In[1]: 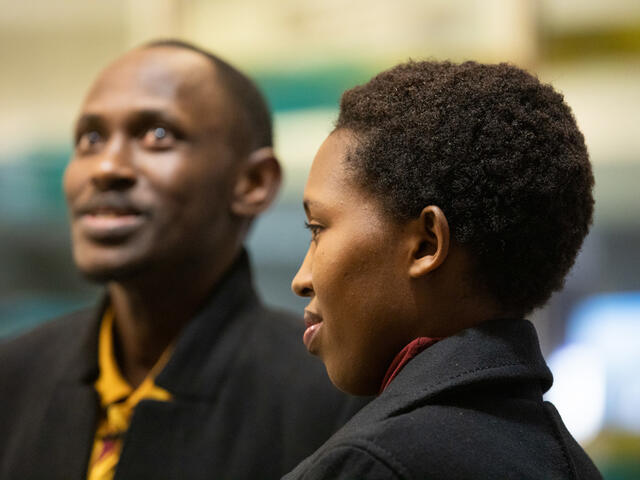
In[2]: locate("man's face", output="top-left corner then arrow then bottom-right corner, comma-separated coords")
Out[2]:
64,47 -> 240,281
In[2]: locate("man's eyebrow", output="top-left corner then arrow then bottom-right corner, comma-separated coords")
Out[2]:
129,109 -> 183,127
127,109 -> 190,138
74,110 -> 188,138
74,114 -> 104,141
75,113 -> 101,128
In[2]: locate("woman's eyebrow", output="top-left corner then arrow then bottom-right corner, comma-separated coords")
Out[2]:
303,199 -> 323,215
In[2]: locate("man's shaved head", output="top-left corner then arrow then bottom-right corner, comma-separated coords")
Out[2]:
145,39 -> 273,157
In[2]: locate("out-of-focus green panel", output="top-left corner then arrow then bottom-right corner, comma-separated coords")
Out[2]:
0,148 -> 70,222
254,64 -> 374,112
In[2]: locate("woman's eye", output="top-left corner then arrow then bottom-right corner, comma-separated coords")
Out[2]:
141,126 -> 175,148
304,221 -> 323,241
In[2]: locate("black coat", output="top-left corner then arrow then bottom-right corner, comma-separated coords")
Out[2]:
283,318 -> 602,480
0,255 -> 365,479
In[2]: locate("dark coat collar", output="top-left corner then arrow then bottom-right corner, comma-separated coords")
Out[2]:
154,250 -> 259,398
57,301 -> 103,385
357,318 -> 552,422
59,250 -> 258,401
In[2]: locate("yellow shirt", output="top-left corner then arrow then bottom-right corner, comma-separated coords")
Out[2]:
87,309 -> 172,480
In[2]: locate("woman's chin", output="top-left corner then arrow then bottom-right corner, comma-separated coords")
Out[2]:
325,363 -> 381,397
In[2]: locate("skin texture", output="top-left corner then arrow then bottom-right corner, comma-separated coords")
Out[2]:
64,46 -> 280,386
292,130 -> 501,396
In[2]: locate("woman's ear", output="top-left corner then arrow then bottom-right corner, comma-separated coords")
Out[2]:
408,205 -> 450,278
231,147 -> 282,217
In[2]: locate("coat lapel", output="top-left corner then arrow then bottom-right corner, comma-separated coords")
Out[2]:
154,251 -> 258,399
10,306 -> 102,479
36,383 -> 98,479
113,252 -> 261,479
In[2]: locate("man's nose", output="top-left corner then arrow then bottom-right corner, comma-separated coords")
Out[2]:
291,249 -> 314,297
91,135 -> 136,191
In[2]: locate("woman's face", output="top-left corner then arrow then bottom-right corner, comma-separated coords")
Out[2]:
292,130 -> 419,396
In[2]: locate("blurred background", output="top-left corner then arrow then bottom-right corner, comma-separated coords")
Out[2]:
1,0 -> 638,476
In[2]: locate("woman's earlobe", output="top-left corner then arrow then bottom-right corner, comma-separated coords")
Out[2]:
408,205 -> 450,278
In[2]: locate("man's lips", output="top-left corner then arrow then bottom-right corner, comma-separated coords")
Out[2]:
303,310 -> 323,352
73,199 -> 148,242
75,196 -> 145,217
77,206 -> 142,216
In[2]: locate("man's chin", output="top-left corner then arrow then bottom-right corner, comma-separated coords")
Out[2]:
76,261 -> 148,284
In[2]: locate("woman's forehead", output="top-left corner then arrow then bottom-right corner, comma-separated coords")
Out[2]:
305,133 -> 355,204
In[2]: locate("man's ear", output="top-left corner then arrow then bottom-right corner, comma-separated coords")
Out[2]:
231,147 -> 282,217
408,205 -> 450,278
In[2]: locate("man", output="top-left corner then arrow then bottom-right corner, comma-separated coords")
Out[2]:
0,41 -> 362,479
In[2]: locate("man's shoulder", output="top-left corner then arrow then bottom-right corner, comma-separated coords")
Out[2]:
240,303 -> 336,381
0,307 -> 96,375
250,303 -> 303,342
231,300 -> 369,408
2,307 -> 94,348
234,302 -> 319,377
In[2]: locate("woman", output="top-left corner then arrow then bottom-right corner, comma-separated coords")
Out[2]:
285,61 -> 602,479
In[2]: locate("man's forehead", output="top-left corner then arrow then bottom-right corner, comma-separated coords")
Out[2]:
83,47 -> 223,110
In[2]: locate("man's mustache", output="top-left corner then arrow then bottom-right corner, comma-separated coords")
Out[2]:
73,193 -> 148,216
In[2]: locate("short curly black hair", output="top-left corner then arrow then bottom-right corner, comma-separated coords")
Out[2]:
336,60 -> 594,315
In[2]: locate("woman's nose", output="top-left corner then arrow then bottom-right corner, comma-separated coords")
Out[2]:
291,249 -> 314,297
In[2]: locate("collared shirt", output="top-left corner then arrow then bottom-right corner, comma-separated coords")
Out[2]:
87,308 -> 173,480
378,336 -> 441,394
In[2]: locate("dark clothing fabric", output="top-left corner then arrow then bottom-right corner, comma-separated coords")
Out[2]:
0,254 -> 365,479
284,318 -> 602,480
379,336 -> 440,394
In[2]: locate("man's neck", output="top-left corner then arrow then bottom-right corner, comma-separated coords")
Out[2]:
106,251 -> 240,387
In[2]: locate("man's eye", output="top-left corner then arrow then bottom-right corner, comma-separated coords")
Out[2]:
76,130 -> 103,151
141,126 -> 175,148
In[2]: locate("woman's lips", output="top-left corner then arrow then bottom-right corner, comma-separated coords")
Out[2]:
303,310 -> 323,352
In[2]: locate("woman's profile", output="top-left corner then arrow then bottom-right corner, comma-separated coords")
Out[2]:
285,61 -> 602,479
